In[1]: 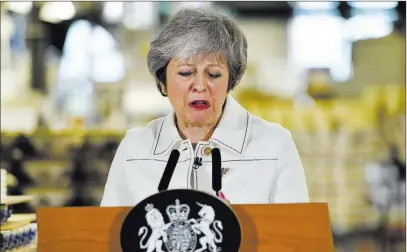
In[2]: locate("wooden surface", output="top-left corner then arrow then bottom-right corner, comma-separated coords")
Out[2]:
37,203 -> 334,252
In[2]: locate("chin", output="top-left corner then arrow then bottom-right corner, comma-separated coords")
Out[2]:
187,113 -> 214,126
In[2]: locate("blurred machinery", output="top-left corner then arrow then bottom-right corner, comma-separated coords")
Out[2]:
0,2 -> 405,252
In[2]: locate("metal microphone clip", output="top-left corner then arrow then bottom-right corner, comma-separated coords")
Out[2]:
193,157 -> 202,169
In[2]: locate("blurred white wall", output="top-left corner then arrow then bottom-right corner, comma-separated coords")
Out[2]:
237,19 -> 302,98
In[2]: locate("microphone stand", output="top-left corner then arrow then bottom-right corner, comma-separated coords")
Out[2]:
211,148 -> 222,197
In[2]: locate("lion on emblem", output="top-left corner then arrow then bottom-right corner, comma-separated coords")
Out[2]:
138,204 -> 171,252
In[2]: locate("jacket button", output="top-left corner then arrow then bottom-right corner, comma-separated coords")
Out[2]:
202,146 -> 212,156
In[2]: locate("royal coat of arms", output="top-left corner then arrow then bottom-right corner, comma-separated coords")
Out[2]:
138,199 -> 224,252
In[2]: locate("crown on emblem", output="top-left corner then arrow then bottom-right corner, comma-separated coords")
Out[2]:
145,203 -> 154,212
166,199 -> 190,222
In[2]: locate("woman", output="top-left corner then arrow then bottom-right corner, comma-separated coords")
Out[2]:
101,7 -> 309,206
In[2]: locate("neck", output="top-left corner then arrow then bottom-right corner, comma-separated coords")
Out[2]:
176,119 -> 218,144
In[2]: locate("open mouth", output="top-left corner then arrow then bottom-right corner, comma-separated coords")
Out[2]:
188,100 -> 211,110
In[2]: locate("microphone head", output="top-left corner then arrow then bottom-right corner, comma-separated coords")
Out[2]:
211,148 -> 222,192
158,149 -> 180,192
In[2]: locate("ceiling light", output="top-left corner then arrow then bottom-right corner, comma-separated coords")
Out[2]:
39,2 -> 76,24
6,2 -> 33,15
294,2 -> 339,10
348,2 -> 398,10
123,2 -> 156,30
102,2 -> 123,24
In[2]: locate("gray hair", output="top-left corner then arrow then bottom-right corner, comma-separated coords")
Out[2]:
147,7 -> 248,96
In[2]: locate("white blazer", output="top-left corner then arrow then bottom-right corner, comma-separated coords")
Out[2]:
101,95 -> 309,206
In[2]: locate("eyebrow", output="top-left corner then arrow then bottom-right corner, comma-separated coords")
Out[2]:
176,63 -> 194,67
208,63 -> 224,69
176,63 -> 224,69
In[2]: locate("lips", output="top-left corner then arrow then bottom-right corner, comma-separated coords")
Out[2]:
188,100 -> 211,110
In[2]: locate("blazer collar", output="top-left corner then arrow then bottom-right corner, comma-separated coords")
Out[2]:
151,95 -> 250,157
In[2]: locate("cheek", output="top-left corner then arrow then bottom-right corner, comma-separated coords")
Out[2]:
167,80 -> 189,108
168,80 -> 189,94
210,80 -> 229,100
167,77 -> 190,98
210,74 -> 229,92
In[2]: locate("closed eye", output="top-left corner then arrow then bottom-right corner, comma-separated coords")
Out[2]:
209,73 -> 221,78
178,72 -> 193,77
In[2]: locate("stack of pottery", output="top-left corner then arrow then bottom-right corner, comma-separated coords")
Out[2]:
1,169 -> 37,252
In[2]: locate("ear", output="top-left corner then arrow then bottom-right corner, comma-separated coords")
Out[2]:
159,83 -> 165,91
160,83 -> 167,96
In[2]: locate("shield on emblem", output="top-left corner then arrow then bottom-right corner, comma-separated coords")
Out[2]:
165,220 -> 197,252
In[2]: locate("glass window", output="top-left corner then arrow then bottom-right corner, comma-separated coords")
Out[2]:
346,13 -> 394,41
57,20 -> 125,117
288,13 -> 352,82
346,3 -> 397,41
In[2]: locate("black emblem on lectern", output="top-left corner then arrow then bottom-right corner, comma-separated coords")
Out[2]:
120,189 -> 241,252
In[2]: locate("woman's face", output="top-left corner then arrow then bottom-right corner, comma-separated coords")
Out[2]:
163,54 -> 229,127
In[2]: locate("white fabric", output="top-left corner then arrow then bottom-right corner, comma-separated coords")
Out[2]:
101,95 -> 309,206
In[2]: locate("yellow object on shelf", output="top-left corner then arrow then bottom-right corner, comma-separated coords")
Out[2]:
383,85 -> 406,116
1,129 -> 125,138
1,214 -> 36,231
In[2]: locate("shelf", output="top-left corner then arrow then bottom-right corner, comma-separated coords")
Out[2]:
1,214 -> 36,231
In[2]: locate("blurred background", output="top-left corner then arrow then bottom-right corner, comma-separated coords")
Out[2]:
0,1 -> 405,251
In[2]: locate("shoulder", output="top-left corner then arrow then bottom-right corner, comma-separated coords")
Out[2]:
121,117 -> 165,159
125,117 -> 164,141
242,114 -> 297,159
249,114 -> 293,143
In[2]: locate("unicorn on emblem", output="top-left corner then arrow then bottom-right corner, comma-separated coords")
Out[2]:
190,203 -> 224,252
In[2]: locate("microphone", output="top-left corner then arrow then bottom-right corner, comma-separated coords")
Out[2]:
193,157 -> 202,169
211,148 -> 222,196
158,149 -> 180,192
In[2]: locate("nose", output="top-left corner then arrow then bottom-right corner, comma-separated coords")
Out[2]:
192,73 -> 208,92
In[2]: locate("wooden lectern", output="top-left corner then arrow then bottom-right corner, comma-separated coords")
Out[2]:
37,203 -> 334,251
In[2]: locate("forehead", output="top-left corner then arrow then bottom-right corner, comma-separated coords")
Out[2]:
170,53 -> 228,67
